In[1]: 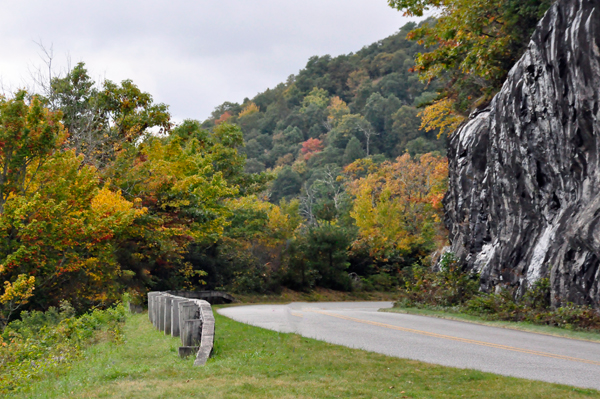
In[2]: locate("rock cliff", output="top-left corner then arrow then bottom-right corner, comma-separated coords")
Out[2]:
444,0 -> 600,306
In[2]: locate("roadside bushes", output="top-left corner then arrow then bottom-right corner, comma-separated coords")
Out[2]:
0,301 -> 126,394
395,253 -> 479,308
463,279 -> 600,331
394,253 -> 600,333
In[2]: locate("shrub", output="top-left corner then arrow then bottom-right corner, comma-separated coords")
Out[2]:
394,254 -> 600,333
0,302 -> 126,394
395,252 -> 479,308
464,291 -> 520,319
462,278 -> 600,332
522,278 -> 551,310
541,305 -> 600,331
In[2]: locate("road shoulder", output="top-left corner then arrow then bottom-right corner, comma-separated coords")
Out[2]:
382,307 -> 600,343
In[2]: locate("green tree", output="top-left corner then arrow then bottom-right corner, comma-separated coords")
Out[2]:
0,92 -> 62,213
388,0 -> 552,122
304,225 -> 351,290
0,92 -> 142,312
343,136 -> 366,165
48,63 -> 171,167
391,105 -> 425,154
270,166 -> 302,204
108,122 -> 263,294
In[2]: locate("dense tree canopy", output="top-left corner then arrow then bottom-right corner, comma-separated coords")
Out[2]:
2,16 -> 508,316
202,23 -> 446,202
0,65 -> 271,319
346,153 -> 448,261
388,0 -> 552,132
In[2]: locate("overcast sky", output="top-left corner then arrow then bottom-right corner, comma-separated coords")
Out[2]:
0,1 -> 422,121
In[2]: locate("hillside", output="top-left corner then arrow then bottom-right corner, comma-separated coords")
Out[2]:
202,20 -> 444,203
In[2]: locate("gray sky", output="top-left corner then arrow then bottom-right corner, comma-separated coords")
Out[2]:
0,1 -> 421,121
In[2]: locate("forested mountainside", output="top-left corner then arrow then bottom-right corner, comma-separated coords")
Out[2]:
6,0 -> 600,372
202,21 -> 444,203
0,18 -> 451,327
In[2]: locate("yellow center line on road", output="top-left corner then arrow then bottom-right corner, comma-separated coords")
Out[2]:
290,311 -> 303,318
305,309 -> 600,366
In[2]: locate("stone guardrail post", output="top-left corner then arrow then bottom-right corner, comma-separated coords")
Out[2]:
194,300 -> 215,366
147,292 -> 217,366
179,301 -> 200,347
157,294 -> 167,332
164,295 -> 173,335
152,294 -> 160,329
182,319 -> 203,346
170,297 -> 187,337
147,292 -> 160,325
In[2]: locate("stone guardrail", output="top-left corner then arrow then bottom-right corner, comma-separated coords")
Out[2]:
147,291 -> 216,366
164,290 -> 235,305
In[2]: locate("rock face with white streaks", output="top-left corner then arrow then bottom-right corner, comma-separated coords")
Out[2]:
444,0 -> 600,306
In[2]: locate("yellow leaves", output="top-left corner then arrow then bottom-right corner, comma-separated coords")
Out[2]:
0,275 -> 35,305
238,102 -> 260,118
90,185 -> 145,239
266,203 -> 301,240
227,195 -> 273,214
347,153 -> 448,259
326,96 -> 351,127
91,185 -> 145,217
418,98 -> 466,138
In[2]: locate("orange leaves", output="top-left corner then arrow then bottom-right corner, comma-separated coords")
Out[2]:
215,111 -> 232,125
300,138 -> 324,161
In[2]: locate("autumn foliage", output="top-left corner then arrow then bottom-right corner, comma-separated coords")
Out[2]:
1,61 -> 451,321
346,153 -> 448,261
0,67 -> 269,323
215,111 -> 232,125
0,92 -> 148,323
388,0 -> 551,133
300,138 -> 324,160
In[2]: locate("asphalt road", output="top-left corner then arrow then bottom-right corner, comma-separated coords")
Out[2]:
218,302 -> 600,390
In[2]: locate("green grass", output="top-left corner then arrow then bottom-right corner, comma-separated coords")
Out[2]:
383,307 -> 600,343
6,312 -> 600,399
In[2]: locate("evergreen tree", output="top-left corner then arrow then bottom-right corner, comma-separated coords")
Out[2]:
343,136 -> 365,165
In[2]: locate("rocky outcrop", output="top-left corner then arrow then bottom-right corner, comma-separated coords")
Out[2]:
444,0 -> 600,306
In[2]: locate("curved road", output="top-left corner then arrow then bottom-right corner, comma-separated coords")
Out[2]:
218,302 -> 600,390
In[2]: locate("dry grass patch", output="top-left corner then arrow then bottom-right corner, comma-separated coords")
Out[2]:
233,287 -> 400,304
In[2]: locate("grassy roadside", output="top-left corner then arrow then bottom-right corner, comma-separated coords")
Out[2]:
6,312 -> 600,398
232,287 -> 400,304
383,307 -> 600,343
